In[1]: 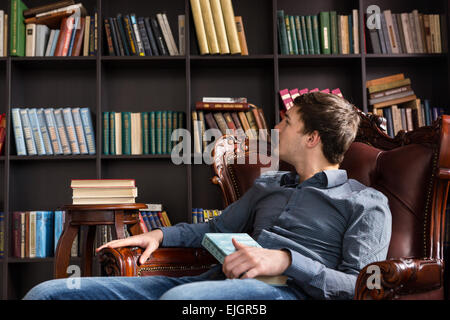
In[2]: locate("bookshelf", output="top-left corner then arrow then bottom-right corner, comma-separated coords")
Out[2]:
0,0 -> 449,300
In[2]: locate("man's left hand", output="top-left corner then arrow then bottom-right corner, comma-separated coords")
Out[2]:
222,238 -> 292,279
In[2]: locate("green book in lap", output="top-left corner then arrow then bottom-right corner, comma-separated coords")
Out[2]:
201,233 -> 288,286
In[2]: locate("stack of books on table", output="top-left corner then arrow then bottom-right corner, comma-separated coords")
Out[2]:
70,179 -> 137,205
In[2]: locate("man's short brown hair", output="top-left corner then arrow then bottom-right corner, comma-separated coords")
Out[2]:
293,92 -> 360,164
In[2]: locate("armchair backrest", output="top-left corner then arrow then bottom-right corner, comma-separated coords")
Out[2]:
212,113 -> 450,261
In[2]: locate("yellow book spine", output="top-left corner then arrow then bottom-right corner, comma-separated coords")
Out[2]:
190,0 -> 209,54
210,0 -> 230,54
235,16 -> 248,55
220,0 -> 241,54
200,0 -> 219,54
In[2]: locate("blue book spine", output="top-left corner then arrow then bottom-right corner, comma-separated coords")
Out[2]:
35,211 -> 44,258
45,211 -> 54,257
54,211 -> 64,253
11,108 -> 27,155
44,108 -> 63,155
116,14 -> 131,56
141,212 -> 152,231
152,212 -> 163,228
348,14 -> 353,54
19,108 -> 38,155
80,108 -> 96,155
424,100 -> 431,125
28,108 -> 46,155
148,212 -> 158,229
37,108 -> 53,155
198,208 -> 204,223
62,107 -> 80,154
67,17 -> 79,56
54,108 -> 72,155
50,30 -> 60,56
71,107 -> 89,154
192,208 -> 198,224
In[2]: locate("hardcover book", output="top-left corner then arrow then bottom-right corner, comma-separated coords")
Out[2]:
201,233 -> 288,285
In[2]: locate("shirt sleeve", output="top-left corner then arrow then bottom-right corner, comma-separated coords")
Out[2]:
283,188 -> 392,300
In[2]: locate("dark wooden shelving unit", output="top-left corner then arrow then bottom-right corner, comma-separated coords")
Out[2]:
0,0 -> 449,300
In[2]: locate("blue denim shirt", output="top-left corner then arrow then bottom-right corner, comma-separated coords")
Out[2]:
160,169 -> 392,300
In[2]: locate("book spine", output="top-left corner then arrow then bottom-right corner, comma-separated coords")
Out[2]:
79,108 -> 95,155
67,16 -> 79,56
109,111 -> 116,155
156,13 -> 174,56
213,112 -> 229,135
192,111 -> 201,154
11,108 -> 27,155
312,15 -> 321,54
83,15 -> 90,56
104,18 -> 115,55
44,108 -> 63,155
71,107 -> 88,154
25,23 -> 36,57
196,102 -> 249,111
167,111 -> 173,152
305,16 -> 314,54
137,17 -> 152,56
116,14 -> 130,56
235,16 -> 248,56
11,0 -> 28,57
130,14 -> 145,56
12,212 -> 20,257
35,212 -> 43,257
161,111 -> 167,154
220,0 -> 241,54
294,16 -> 304,55
150,16 -> 169,56
111,17 -> 125,56
53,108 -> 71,155
36,108 -> 53,155
149,111 -> 156,154
289,15 -> 298,54
45,29 -> 56,56
190,0 -> 209,55
62,107 -> 80,154
29,211 -> 36,258
121,112 -> 131,155
123,15 -> 137,55
27,108 -> 46,155
142,112 -> 150,155
277,10 -> 288,55
102,111 -> 109,154
178,14 -> 185,55
210,0 -> 229,54
144,17 -> 159,55
300,16 -> 310,54
319,12 -> 331,54
200,0 -> 219,54
19,109 -> 37,155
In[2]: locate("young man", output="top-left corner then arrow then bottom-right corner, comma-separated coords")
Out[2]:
24,92 -> 391,300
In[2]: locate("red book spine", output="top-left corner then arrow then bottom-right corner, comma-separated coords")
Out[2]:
138,213 -> 148,233
12,212 -> 21,257
54,17 -> 75,56
279,89 -> 293,110
71,17 -> 85,56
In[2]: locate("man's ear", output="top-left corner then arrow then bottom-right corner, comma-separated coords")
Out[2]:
306,130 -> 321,147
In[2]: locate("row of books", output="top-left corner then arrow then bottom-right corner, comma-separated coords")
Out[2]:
70,178 -> 137,205
0,113 -> 6,155
139,211 -> 172,233
375,99 -> 446,138
367,10 -> 447,54
190,0 -> 247,55
192,208 -> 223,224
278,10 -> 360,55
192,102 -> 269,154
12,210 -> 60,258
25,14 -> 97,57
11,107 -> 96,156
367,74 -> 416,109
104,13 -> 182,57
0,10 -> 8,57
102,111 -> 186,156
12,0 -> 98,57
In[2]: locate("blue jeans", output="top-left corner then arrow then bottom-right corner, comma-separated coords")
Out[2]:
23,266 -> 303,300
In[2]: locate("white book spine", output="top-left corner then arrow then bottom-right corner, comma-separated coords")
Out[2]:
26,24 -> 36,57
0,11 -> 4,57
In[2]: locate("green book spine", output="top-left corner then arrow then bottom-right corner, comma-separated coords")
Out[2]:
172,111 -> 178,149
289,15 -> 298,54
294,16 -> 305,55
11,0 -> 28,57
312,15 -> 321,54
142,112 -> 149,155
109,112 -> 116,155
330,11 -> 338,54
285,15 -> 293,54
102,112 -> 109,155
122,112 -> 131,155
161,111 -> 167,154
320,12 -> 331,54
150,111 -> 156,155
306,16 -> 314,54
300,16 -> 310,55
156,111 -> 162,155
277,10 -> 289,55
167,111 -> 173,153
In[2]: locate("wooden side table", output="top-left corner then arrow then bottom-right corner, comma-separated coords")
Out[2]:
54,203 -> 147,279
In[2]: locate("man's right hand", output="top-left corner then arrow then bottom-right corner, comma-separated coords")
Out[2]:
96,229 -> 164,265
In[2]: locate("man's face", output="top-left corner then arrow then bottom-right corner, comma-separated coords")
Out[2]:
274,106 -> 306,164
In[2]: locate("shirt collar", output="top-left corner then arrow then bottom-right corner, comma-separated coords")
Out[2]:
280,169 -> 348,189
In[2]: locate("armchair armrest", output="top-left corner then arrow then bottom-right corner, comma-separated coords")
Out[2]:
354,258 -> 444,300
99,247 -> 218,277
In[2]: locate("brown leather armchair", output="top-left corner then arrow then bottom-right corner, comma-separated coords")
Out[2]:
99,112 -> 450,300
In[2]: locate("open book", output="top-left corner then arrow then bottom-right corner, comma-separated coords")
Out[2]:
201,233 -> 288,286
